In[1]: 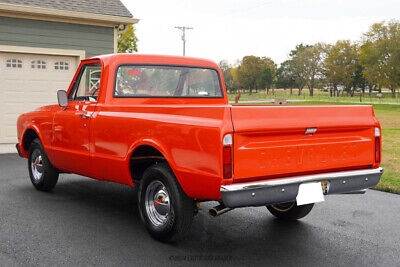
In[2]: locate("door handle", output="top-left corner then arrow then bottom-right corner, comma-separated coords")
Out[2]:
78,113 -> 90,119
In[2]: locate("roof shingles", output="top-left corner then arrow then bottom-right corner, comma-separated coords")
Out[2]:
0,0 -> 133,18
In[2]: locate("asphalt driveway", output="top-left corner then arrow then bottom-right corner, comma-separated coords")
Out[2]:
0,154 -> 399,266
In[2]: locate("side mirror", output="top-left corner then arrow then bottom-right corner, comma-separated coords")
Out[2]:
57,90 -> 68,110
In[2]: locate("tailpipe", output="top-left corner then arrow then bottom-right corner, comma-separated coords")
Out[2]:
209,203 -> 233,217
341,189 -> 367,194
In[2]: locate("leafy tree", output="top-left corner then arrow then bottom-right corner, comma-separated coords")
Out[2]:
259,67 -> 274,94
275,60 -> 297,95
230,66 -> 241,92
237,56 -> 276,94
118,24 -> 138,53
288,44 -> 310,95
218,60 -> 234,93
258,57 -> 276,94
299,43 -> 326,96
237,56 -> 260,94
324,40 -> 359,96
360,21 -> 400,98
360,41 -> 381,95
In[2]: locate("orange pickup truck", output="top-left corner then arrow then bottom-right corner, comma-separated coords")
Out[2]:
16,54 -> 383,242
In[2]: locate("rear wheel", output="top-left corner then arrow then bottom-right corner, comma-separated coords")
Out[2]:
28,138 -> 59,191
266,201 -> 314,220
138,163 -> 194,242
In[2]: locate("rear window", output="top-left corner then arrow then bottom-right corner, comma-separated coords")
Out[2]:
113,65 -> 223,98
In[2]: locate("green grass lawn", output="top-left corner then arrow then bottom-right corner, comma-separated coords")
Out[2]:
233,99 -> 400,194
228,89 -> 400,104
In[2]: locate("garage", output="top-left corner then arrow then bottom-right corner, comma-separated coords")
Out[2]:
0,51 -> 80,148
0,0 -> 138,153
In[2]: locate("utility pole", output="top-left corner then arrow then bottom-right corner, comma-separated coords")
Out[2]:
175,26 -> 193,56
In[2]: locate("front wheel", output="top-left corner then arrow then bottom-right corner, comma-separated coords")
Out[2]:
266,201 -> 314,221
28,138 -> 59,191
138,163 -> 194,242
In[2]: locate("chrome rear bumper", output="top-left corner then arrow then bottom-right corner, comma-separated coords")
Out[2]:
220,167 -> 383,208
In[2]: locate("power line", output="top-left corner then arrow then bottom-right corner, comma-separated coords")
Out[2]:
175,26 -> 193,56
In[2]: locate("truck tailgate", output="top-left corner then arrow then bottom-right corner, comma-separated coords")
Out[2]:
231,105 -> 377,182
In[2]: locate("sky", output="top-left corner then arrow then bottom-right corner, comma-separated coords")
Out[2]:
121,0 -> 400,65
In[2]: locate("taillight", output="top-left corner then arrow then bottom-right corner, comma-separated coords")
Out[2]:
223,134 -> 233,179
374,127 -> 381,163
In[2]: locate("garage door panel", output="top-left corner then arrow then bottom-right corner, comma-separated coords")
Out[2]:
3,80 -> 71,92
0,52 -> 79,144
4,126 -> 17,143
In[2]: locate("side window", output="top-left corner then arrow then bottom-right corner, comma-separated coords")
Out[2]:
69,63 -> 102,101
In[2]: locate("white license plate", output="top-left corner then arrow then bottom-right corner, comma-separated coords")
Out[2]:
296,182 -> 325,206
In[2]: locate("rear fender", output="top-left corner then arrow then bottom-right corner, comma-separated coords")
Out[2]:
127,139 -> 180,182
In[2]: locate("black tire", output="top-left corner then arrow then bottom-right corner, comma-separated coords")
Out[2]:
28,138 -> 59,191
266,201 -> 314,221
138,163 -> 194,242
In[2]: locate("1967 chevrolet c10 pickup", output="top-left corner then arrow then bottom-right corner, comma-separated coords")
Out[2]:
16,54 -> 383,242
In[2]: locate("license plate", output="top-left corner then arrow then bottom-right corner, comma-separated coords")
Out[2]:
296,182 -> 325,206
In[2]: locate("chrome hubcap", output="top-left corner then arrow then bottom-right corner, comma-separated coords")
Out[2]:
31,149 -> 43,181
145,180 -> 171,227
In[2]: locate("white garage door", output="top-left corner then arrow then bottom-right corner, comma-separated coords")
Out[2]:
0,52 -> 79,152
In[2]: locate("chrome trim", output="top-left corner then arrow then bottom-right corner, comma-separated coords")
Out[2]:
221,167 -> 383,192
144,180 -> 170,227
78,113 -> 90,118
31,148 -> 43,181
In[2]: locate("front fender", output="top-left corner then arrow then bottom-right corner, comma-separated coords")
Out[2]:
19,123 -> 44,158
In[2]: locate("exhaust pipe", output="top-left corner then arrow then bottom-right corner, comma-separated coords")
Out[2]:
342,189 -> 367,194
209,204 -> 233,217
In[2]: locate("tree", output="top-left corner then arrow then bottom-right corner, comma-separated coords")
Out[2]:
352,61 -> 367,96
230,66 -> 241,92
237,56 -> 260,94
259,67 -> 274,94
258,57 -> 277,94
218,60 -> 234,93
288,44 -> 310,95
237,56 -> 276,94
360,41 -> 381,95
299,43 -> 326,96
360,21 -> 400,98
275,60 -> 296,94
118,24 -> 138,53
324,40 -> 359,96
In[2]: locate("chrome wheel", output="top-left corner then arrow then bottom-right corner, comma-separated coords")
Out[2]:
145,180 -> 171,227
30,148 -> 43,182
